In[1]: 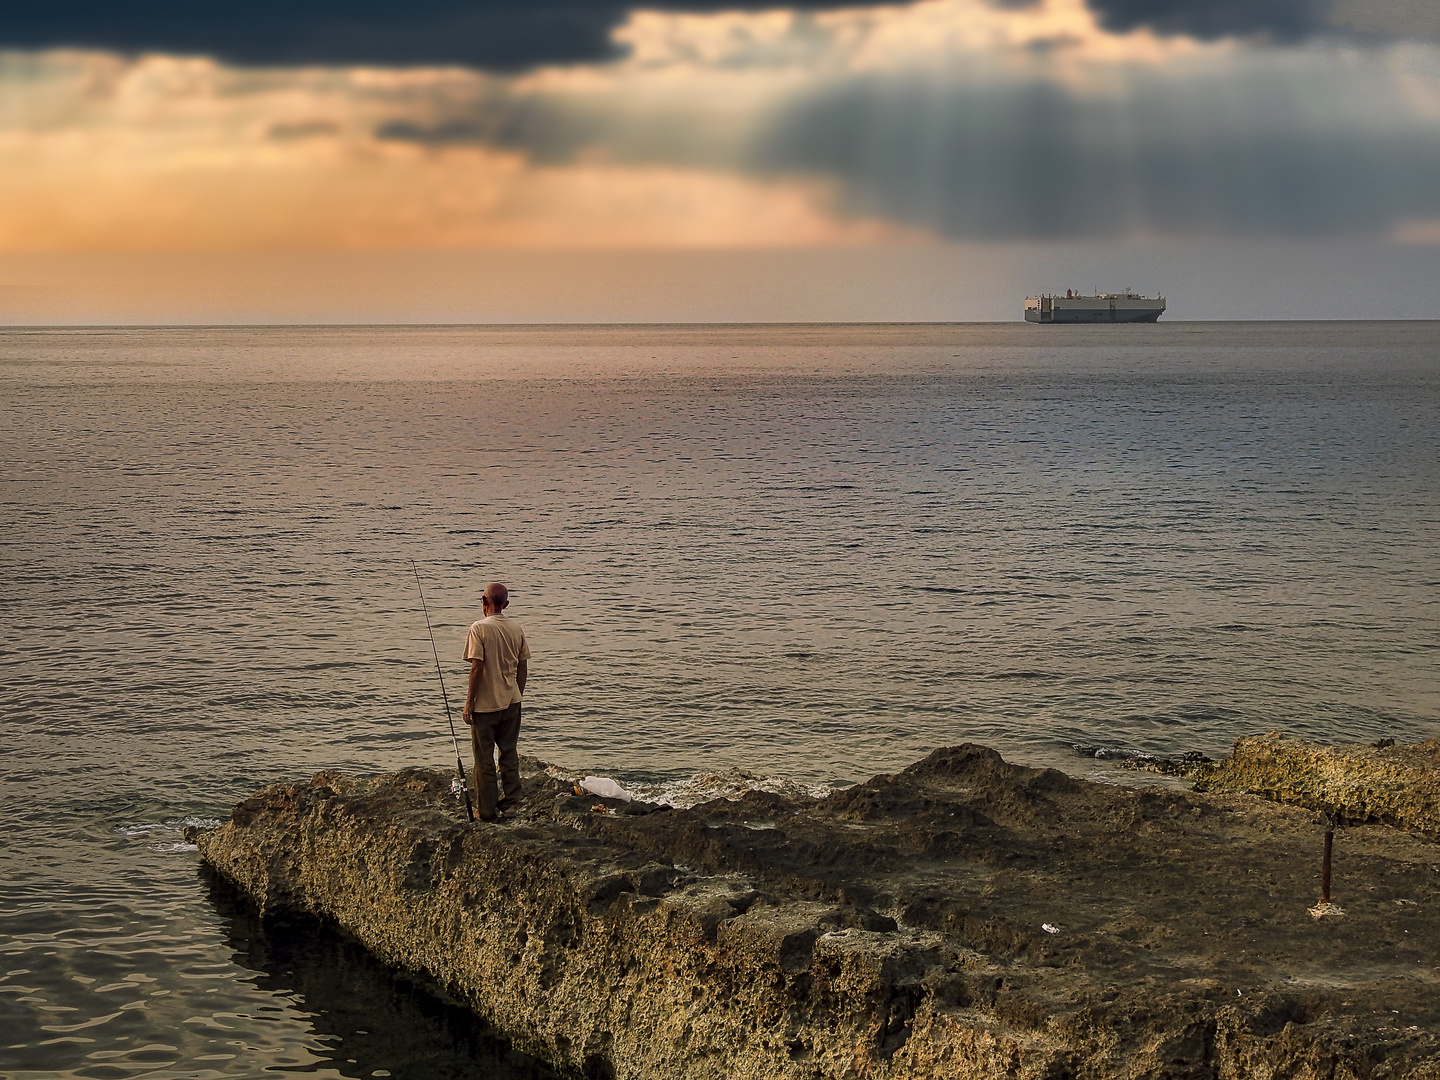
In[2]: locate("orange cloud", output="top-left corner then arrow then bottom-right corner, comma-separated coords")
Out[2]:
0,132 -> 911,250
606,0 -> 1220,78
0,50 -> 921,250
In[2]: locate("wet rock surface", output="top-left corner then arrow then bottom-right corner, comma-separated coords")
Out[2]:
198,743 -> 1440,1079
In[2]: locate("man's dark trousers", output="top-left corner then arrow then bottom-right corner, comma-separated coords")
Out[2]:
470,701 -> 522,821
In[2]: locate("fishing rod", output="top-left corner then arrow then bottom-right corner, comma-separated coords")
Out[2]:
411,560 -> 476,822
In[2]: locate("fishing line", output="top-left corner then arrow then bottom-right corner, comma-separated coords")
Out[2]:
411,560 -> 476,822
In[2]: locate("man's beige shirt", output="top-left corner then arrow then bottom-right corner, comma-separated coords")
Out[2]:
464,613 -> 531,713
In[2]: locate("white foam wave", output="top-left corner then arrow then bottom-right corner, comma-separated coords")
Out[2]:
540,762 -> 831,809
115,816 -> 221,850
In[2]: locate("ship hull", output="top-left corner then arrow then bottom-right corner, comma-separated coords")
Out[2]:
1025,296 -> 1165,323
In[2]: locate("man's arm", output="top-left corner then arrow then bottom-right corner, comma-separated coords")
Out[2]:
463,658 -> 483,725
517,657 -> 527,697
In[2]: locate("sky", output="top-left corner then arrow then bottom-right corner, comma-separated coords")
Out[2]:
2,0 -> 1439,321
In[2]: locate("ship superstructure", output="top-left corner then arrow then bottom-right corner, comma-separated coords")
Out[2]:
1024,290 -> 1165,323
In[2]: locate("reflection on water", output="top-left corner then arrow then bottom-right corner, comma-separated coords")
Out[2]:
203,870 -> 560,1080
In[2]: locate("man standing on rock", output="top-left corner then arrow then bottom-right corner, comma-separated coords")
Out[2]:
462,582 -> 530,822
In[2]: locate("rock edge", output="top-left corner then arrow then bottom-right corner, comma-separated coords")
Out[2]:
1192,732 -> 1440,835
198,743 -> 1440,1080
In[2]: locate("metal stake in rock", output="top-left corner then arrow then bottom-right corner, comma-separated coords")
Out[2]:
1308,812 -> 1345,919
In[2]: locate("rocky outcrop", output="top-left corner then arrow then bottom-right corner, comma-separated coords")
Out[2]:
1191,733 -> 1440,835
198,744 -> 1440,1080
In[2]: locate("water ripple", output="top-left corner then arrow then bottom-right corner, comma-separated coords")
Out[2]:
2,323 -> 1438,1075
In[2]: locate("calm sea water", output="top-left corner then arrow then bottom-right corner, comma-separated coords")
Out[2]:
2,322 -> 1438,1078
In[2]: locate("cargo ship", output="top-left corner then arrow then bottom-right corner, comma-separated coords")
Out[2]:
1024,290 -> 1165,323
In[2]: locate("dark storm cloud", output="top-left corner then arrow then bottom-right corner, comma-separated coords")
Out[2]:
375,99 -> 743,170
1085,0 -> 1326,41
7,0 -> 1433,72
2,0 -> 857,71
363,56 -> 1440,240
4,2 -> 621,70
748,73 -> 1440,239
1068,0 -> 1440,41
1097,0 -> 1439,42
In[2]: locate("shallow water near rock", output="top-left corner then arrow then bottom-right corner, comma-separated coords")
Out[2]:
2,321 -> 1438,1076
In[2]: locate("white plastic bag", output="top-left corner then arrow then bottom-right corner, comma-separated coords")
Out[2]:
579,776 -> 632,802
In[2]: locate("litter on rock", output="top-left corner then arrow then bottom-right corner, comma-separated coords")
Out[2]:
579,776 -> 632,802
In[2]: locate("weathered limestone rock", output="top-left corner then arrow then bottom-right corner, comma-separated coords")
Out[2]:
198,745 -> 1440,1080
1192,733 -> 1440,835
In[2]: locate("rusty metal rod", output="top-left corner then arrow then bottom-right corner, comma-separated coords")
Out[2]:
1320,826 -> 1334,904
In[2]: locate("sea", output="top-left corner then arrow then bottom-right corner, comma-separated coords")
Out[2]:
2,321 -> 1437,1079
